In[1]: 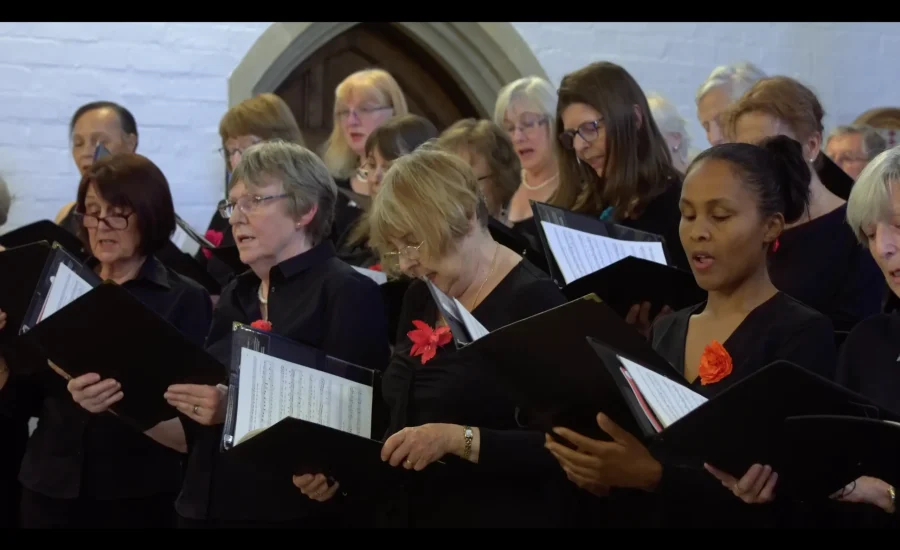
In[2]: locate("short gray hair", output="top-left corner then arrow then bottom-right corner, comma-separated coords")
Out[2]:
696,61 -> 767,104
493,76 -> 558,137
0,174 -> 10,226
827,124 -> 887,161
846,145 -> 900,246
230,140 -> 337,245
647,92 -> 692,164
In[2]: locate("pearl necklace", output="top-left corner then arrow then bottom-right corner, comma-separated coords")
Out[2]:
521,169 -> 558,191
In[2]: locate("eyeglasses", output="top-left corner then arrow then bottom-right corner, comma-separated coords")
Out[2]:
218,193 -> 289,218
218,140 -> 262,160
559,118 -> 605,150
383,242 -> 423,262
335,105 -> 393,121
503,114 -> 549,136
76,211 -> 134,230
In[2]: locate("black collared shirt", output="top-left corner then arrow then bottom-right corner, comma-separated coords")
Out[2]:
176,240 -> 390,523
1,255 -> 212,501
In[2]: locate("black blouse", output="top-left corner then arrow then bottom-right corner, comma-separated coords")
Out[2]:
377,260 -> 577,528
646,292 -> 838,527
0,255 -> 212,501
175,240 -> 391,525
769,204 -> 884,333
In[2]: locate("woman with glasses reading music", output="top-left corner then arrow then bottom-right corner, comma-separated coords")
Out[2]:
293,147 -> 576,527
162,140 -> 390,528
4,153 -> 213,528
553,62 -> 689,336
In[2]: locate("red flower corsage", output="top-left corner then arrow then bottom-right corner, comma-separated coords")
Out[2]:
698,341 -> 733,385
407,320 -> 451,364
202,229 -> 224,259
250,319 -> 272,331
370,263 -> 383,272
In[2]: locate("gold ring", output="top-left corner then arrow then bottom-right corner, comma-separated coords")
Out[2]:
192,404 -> 200,414
405,459 -> 412,467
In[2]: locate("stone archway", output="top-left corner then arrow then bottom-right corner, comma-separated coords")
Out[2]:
228,22 -> 550,118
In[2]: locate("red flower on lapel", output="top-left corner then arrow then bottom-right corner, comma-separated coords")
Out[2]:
251,319 -> 272,332
370,263 -> 383,272
202,229 -> 224,259
698,341 -> 733,385
407,320 -> 452,365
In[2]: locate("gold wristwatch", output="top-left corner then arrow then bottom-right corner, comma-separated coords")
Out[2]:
462,426 -> 473,460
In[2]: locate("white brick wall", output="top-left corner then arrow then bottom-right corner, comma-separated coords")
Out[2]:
0,22 -> 898,233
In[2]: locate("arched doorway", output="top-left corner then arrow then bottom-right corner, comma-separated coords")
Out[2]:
274,23 -> 480,151
228,22 -> 550,153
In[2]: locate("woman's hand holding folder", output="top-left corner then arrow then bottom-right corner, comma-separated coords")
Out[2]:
830,476 -> 897,514
66,372 -> 123,414
544,413 -> 662,492
703,463 -> 778,504
625,302 -> 672,339
164,383 -> 227,426
292,474 -> 340,502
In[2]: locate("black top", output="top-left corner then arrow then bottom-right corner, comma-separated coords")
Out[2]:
612,175 -> 689,272
769,204 -> 884,333
197,209 -> 239,291
328,177 -> 365,250
646,292 -> 837,527
377,260 -> 578,527
0,255 -> 212,500
175,240 -> 391,523
790,312 -> 900,528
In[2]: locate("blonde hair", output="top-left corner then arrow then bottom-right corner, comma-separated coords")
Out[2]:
321,69 -> 408,180
219,93 -> 305,149
493,76 -> 558,138
436,119 -> 521,218
368,147 -> 488,275
846,145 -> 900,247
724,76 -> 825,144
230,140 -> 337,245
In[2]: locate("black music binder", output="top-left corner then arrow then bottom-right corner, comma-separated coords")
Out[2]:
454,294 -> 676,439
0,220 -> 88,260
561,255 -> 705,318
587,346 -> 900,498
818,154 -> 855,201
531,201 -> 673,287
488,217 -> 549,274
780,415 -> 900,496
21,282 -> 225,431
156,239 -> 222,295
207,245 -> 246,275
221,324 -> 399,493
0,241 -> 53,350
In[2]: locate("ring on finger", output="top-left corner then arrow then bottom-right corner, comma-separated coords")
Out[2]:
192,404 -> 200,415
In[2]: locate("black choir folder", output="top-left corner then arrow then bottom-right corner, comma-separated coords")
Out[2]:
487,217 -> 549,275
221,324 -> 412,495
21,282 -> 225,431
0,242 -> 98,361
0,220 -> 88,259
530,201 -> 704,318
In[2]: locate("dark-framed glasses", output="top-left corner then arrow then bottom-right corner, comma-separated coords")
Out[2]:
559,118 -> 605,150
218,193 -> 289,218
76,211 -> 134,230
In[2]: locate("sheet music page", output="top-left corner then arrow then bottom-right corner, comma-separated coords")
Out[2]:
617,355 -> 707,429
352,266 -> 388,285
38,263 -> 94,323
540,221 -> 668,285
453,297 -> 490,341
233,348 -> 373,445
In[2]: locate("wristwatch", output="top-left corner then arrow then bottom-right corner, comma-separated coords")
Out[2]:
462,426 -> 473,461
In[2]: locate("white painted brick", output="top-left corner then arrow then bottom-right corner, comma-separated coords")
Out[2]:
0,21 -> 899,234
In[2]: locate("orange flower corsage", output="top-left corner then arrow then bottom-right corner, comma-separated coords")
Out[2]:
698,340 -> 733,385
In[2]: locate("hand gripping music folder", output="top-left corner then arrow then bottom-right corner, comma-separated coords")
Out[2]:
779,415 -> 900,497
561,255 -> 705,318
454,294 -> 677,441
0,219 -> 89,260
588,345 -> 900,499
21,281 -> 226,432
220,324 -> 428,496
